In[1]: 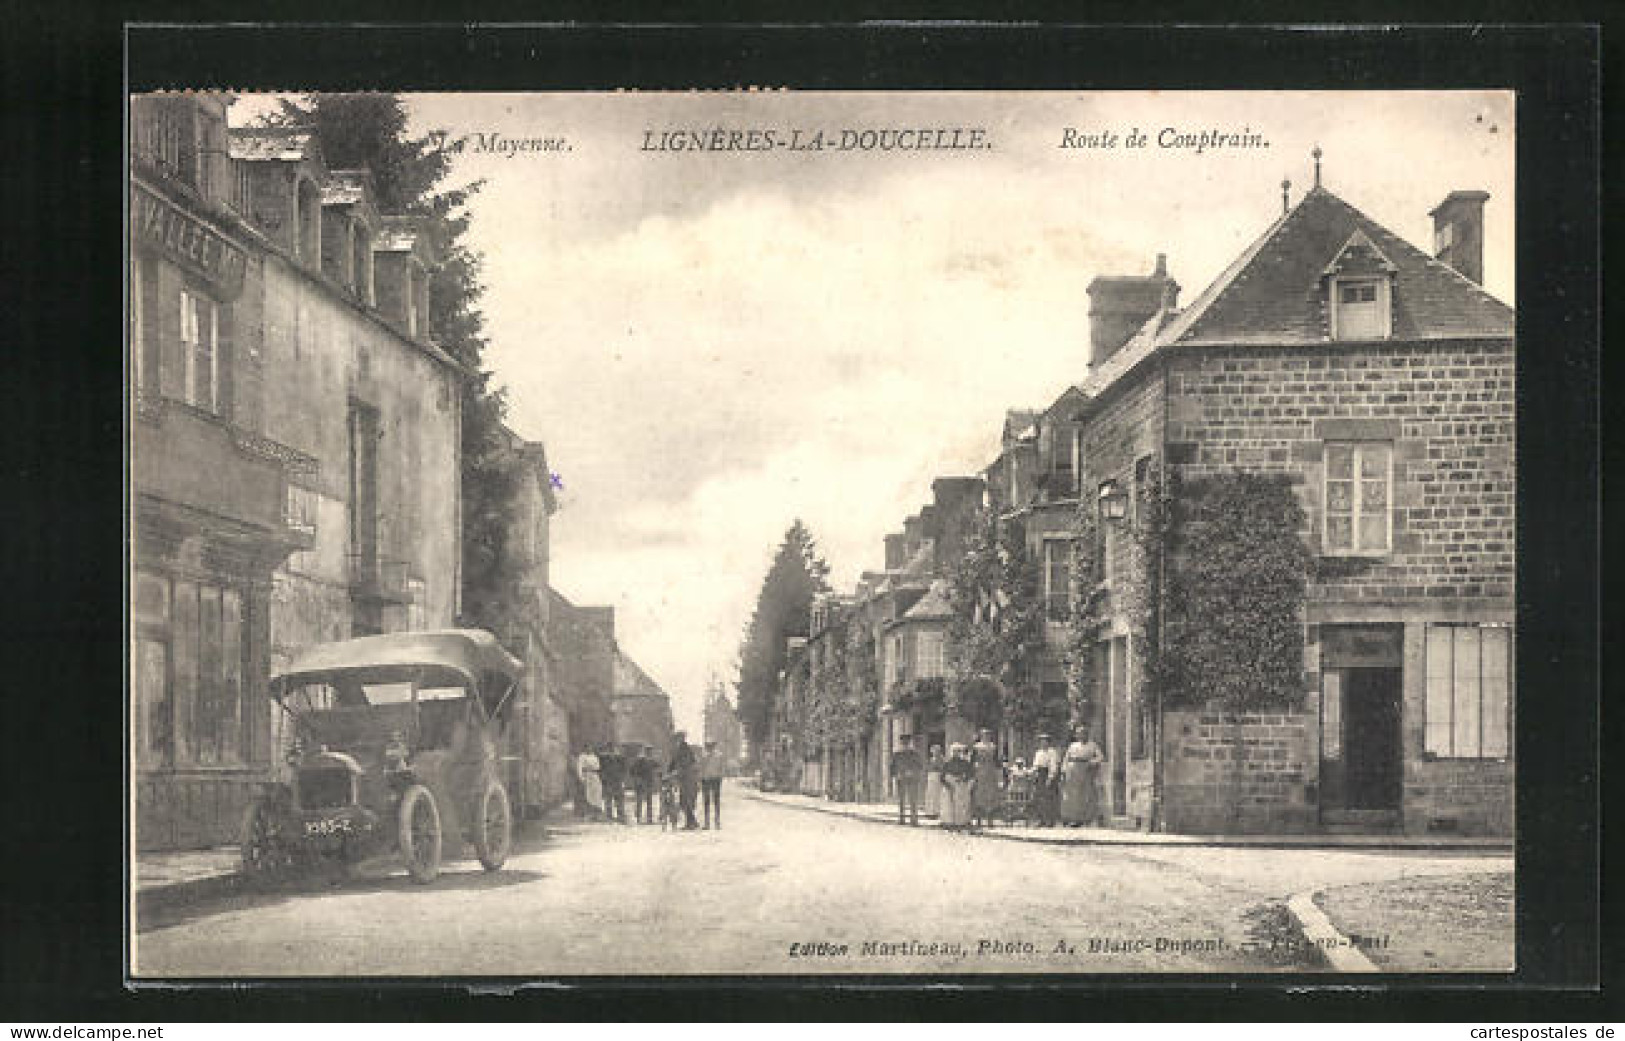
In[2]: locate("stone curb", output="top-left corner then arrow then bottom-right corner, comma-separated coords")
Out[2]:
1285,892 -> 1379,972
743,790 -> 1513,853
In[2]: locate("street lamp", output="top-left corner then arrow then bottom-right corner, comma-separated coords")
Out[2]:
1098,480 -> 1129,521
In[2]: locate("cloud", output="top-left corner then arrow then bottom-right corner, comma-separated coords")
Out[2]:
426,90 -> 1514,729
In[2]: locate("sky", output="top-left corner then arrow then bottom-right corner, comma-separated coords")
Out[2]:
233,91 -> 1514,732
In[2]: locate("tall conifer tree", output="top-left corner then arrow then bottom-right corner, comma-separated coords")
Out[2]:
734,521 -> 830,759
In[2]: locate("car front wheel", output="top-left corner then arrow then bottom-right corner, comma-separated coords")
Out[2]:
239,797 -> 296,883
397,784 -> 442,884
474,779 -> 512,872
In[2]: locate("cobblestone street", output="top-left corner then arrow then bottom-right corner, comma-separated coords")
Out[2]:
134,782 -> 1512,977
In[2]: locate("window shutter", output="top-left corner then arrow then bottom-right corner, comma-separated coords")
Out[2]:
216,304 -> 235,421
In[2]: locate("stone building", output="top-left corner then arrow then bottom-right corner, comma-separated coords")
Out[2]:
130,94 -> 316,851
611,652 -> 675,755
702,685 -> 744,776
1053,176 -> 1513,836
130,94 -> 467,849
223,123 -> 466,783
485,427 -> 571,816
545,590 -> 617,755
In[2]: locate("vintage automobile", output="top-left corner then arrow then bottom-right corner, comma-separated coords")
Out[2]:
242,629 -> 523,884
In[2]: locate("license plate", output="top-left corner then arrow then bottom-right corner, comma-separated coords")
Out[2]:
305,817 -> 351,836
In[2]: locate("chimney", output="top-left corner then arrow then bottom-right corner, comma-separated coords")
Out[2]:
931,477 -> 984,570
902,514 -> 923,556
1087,255 -> 1179,369
883,533 -> 906,571
1429,190 -> 1490,285
580,605 -> 615,641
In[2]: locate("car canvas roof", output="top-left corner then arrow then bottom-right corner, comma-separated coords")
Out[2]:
272,629 -> 523,693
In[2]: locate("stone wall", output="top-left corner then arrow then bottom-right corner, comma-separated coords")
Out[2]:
257,248 -> 462,656
1166,340 -> 1515,604
1161,709 -> 1319,834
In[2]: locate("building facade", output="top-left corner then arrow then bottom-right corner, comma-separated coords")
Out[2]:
611,653 -> 675,755
767,178 -> 1513,839
1062,181 -> 1514,835
130,95 -> 316,851
702,686 -> 744,775
130,94 -> 470,850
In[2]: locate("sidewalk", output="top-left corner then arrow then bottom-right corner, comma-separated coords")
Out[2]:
744,787 -> 1513,852
133,815 -> 562,910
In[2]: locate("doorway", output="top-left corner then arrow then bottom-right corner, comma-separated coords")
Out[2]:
1319,624 -> 1404,825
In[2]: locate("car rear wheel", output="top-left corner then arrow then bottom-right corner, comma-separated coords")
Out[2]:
397,784 -> 442,884
474,779 -> 512,872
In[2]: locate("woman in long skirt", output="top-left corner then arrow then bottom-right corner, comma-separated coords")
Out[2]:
922,745 -> 945,818
970,728 -> 1004,829
939,744 -> 975,830
576,748 -> 603,819
1059,725 -> 1104,826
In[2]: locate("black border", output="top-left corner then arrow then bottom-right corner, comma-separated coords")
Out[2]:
4,13 -> 1606,1022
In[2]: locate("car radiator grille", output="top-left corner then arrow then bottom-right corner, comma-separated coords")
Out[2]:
298,769 -> 354,809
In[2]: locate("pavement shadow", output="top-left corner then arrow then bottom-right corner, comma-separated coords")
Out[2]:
137,862 -> 548,933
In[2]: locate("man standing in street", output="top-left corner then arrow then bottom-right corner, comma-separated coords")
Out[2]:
699,740 -> 726,829
889,733 -> 925,826
1031,732 -> 1060,828
669,731 -> 701,830
599,743 -> 628,825
630,744 -> 658,824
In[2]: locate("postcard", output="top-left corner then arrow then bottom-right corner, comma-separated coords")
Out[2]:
129,86 -> 1517,978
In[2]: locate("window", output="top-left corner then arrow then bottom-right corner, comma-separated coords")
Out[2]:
1049,426 -> 1078,497
1434,222 -> 1455,253
134,572 -> 250,770
916,631 -> 945,680
1332,277 -> 1390,340
142,103 -> 190,182
1323,442 -> 1391,555
1043,539 -> 1073,621
1425,624 -> 1510,759
180,288 -> 218,411
233,162 -> 255,215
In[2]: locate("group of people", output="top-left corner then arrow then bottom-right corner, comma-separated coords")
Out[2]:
888,726 -> 1106,831
574,731 -> 728,830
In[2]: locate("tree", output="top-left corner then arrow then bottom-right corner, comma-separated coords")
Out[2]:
734,521 -> 831,758
272,94 -> 519,631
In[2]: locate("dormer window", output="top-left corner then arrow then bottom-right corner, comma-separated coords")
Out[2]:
1333,278 -> 1390,339
1324,229 -> 1397,341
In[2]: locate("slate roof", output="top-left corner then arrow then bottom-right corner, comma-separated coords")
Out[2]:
1084,186 -> 1513,397
1002,409 -> 1040,444
1168,187 -> 1513,346
900,579 -> 953,623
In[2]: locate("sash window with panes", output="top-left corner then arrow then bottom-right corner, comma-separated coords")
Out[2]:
1323,442 -> 1391,555
180,288 -> 219,412
1043,539 -> 1073,621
